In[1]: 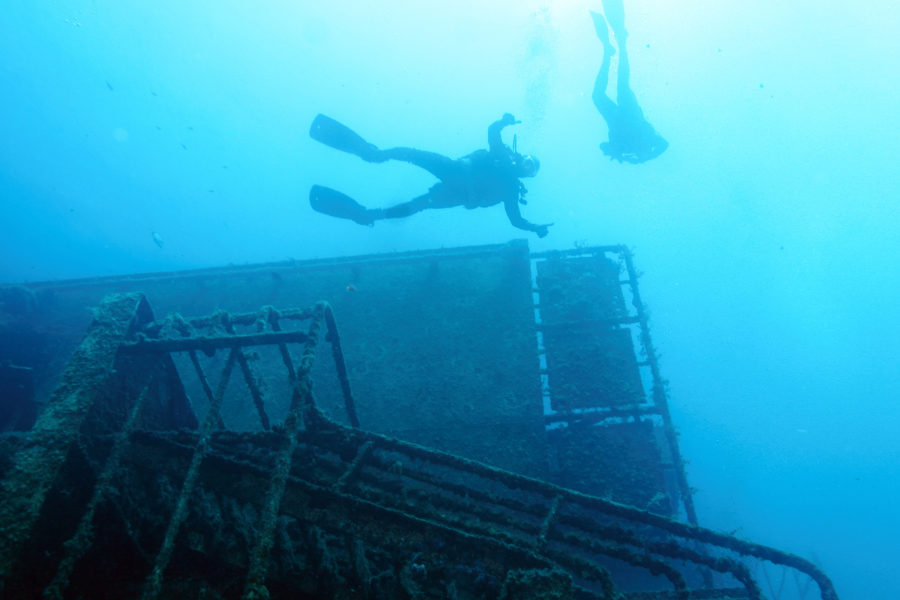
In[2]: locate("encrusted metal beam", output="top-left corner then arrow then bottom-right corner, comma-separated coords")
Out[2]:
120,330 -> 309,354
0,293 -> 148,582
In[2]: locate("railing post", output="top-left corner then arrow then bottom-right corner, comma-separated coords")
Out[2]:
243,303 -> 326,600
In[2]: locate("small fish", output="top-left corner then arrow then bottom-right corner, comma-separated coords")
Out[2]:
181,143 -> 187,150
187,127 -> 194,131
156,126 -> 161,130
152,231 -> 164,248
346,285 -> 356,292
271,272 -> 283,281
151,91 -> 157,96
106,81 -> 113,91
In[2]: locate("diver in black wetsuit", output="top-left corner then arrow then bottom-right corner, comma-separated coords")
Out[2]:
591,0 -> 668,164
308,113 -> 553,237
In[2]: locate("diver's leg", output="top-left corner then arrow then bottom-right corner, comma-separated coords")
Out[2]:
590,11 -> 617,120
379,192 -> 434,220
591,51 -> 617,120
380,184 -> 465,219
601,0 -> 632,102
615,34 -> 633,104
379,147 -> 463,181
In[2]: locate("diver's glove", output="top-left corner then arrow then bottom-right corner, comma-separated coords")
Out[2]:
502,113 -> 522,126
535,223 -> 554,238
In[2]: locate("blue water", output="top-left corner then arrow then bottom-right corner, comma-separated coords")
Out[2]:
2,1 -> 898,598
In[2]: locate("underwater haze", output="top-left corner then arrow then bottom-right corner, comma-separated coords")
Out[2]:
2,0 -> 899,598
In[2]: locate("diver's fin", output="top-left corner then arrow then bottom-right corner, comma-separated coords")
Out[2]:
589,10 -> 614,52
309,185 -> 377,226
309,114 -> 384,162
600,0 -> 627,39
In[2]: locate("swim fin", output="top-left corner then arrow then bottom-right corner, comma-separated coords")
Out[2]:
309,114 -> 385,163
309,185 -> 378,226
600,0 -> 627,39
589,10 -> 614,53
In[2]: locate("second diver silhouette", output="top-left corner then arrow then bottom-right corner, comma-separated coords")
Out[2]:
308,113 -> 552,237
590,0 -> 668,164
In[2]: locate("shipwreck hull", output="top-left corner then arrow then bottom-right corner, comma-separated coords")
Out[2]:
0,243 -> 839,599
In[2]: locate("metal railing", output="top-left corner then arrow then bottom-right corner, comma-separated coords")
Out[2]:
0,293 -> 838,600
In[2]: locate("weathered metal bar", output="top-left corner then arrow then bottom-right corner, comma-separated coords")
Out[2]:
187,306 -> 314,329
305,413 -> 839,600
323,303 -> 360,428
537,316 -> 641,332
22,242 -> 520,293
236,351 -> 271,430
353,468 -> 542,538
642,539 -> 762,600
120,330 -> 309,354
543,405 -> 663,425
266,307 -> 297,382
350,460 -> 686,598
333,442 -> 373,492
341,449 -> 731,600
531,245 -> 627,259
620,247 -> 699,528
552,529 -> 691,598
243,303 -> 326,600
187,350 -> 226,430
141,347 -> 238,600
44,376 -> 158,600
0,293 -> 146,582
222,314 -> 271,431
133,416 -> 834,600
537,495 -> 562,548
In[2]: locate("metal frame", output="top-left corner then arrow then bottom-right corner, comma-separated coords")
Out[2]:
127,302 -> 359,600
530,245 -> 697,526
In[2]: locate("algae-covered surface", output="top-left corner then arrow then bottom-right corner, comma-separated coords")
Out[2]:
536,255 -> 628,325
548,419 -> 669,512
542,325 -> 644,410
0,245 -> 843,600
0,242 -> 547,479
535,253 -> 670,509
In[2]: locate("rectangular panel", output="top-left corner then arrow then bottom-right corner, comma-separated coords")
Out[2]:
536,255 -> 628,325
542,325 -> 644,410
548,419 -> 670,514
536,252 -> 670,509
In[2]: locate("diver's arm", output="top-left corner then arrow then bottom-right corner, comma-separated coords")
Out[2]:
488,113 -> 520,153
504,197 -> 553,238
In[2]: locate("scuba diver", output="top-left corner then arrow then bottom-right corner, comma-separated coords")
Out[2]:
307,113 -> 552,237
590,0 -> 668,164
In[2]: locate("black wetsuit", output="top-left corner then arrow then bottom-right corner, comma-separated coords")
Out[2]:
371,115 -> 547,236
591,6 -> 668,164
